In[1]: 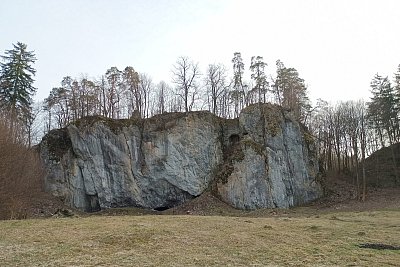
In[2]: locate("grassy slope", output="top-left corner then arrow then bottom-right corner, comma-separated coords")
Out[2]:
0,210 -> 399,266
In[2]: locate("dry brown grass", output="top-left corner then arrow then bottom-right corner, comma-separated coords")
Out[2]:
0,210 -> 399,266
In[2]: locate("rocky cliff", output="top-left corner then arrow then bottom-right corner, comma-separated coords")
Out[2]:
39,103 -> 322,211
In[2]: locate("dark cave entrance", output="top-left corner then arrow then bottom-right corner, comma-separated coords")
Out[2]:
85,193 -> 101,212
229,134 -> 240,146
153,206 -> 170,211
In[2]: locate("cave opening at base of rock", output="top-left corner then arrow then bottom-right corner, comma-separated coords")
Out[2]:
86,194 -> 101,212
153,206 -> 170,211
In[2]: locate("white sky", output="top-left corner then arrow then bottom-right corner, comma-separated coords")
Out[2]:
1,0 -> 400,104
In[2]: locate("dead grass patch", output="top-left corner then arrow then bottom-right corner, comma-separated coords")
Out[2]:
0,210 -> 399,266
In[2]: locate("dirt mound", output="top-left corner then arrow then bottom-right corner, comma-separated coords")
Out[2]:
363,142 -> 400,187
161,191 -> 243,216
0,192 -> 68,220
306,177 -> 400,213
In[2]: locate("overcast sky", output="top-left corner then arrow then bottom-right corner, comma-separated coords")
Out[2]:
1,0 -> 400,103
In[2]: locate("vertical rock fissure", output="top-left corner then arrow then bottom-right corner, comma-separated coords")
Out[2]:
78,164 -> 100,212
209,120 -> 225,195
279,110 -> 295,202
78,165 -> 86,209
260,104 -> 267,144
137,120 -> 147,175
122,130 -> 136,182
279,110 -> 295,176
261,106 -> 276,207
65,160 -> 74,206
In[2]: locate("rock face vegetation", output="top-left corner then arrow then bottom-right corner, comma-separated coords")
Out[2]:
39,103 -> 322,211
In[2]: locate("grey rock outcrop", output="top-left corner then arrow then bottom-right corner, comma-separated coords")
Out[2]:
216,104 -> 321,209
39,104 -> 322,211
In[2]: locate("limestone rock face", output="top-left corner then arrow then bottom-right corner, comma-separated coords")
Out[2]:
39,104 -> 322,211
216,105 -> 321,209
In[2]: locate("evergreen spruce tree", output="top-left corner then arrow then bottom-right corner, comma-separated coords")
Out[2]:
367,73 -> 400,144
0,42 -> 37,123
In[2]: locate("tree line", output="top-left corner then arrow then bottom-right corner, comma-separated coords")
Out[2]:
1,42 -> 399,198
42,54 -> 310,130
309,66 -> 400,198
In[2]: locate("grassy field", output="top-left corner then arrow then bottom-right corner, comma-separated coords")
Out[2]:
0,210 -> 399,266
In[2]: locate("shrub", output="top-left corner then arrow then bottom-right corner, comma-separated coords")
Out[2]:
0,118 -> 45,219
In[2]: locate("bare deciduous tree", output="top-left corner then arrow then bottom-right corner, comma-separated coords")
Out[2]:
139,73 -> 153,118
205,63 -> 229,115
105,67 -> 122,118
172,56 -> 200,113
155,81 -> 170,114
122,66 -> 140,116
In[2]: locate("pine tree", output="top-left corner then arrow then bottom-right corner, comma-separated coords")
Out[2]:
249,56 -> 268,103
367,73 -> 400,145
231,52 -> 245,117
0,42 -> 37,122
394,64 -> 400,97
273,60 -> 310,121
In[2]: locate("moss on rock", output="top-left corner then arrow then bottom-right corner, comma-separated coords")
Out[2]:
41,128 -> 72,161
73,115 -> 141,134
241,139 -> 266,157
262,105 -> 283,137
